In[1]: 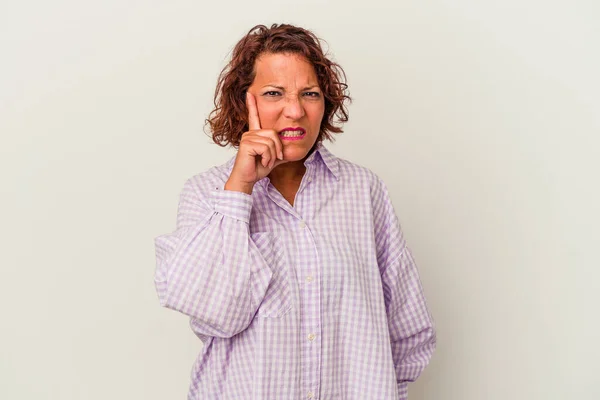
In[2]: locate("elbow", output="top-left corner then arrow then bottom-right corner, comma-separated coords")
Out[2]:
157,285 -> 254,339
418,325 -> 437,355
208,302 -> 254,338
154,270 -> 169,308
218,322 -> 251,339
187,312 -> 253,339
425,322 -> 437,353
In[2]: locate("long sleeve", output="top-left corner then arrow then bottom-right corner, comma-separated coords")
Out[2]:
154,178 -> 274,339
372,176 -> 437,399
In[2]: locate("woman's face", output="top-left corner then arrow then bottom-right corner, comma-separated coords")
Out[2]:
247,52 -> 325,162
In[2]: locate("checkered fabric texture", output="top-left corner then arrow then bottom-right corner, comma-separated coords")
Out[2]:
154,143 -> 436,399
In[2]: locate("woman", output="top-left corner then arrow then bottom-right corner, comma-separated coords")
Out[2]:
154,24 -> 436,400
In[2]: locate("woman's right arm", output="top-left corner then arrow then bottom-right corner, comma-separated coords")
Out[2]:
155,92 -> 286,338
154,177 -> 272,339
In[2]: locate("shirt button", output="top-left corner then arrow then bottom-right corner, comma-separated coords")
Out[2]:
299,220 -> 306,229
307,333 -> 316,341
306,275 -> 314,283
307,391 -> 314,399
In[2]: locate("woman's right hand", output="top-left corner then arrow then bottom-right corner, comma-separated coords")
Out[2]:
224,92 -> 287,194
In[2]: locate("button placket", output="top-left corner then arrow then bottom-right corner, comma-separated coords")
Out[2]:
296,210 -> 320,400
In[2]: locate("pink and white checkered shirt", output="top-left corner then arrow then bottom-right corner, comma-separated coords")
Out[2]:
154,142 -> 436,399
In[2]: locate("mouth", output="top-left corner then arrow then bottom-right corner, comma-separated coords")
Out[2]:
278,127 -> 306,141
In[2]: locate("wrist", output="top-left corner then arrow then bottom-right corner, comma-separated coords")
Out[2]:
224,179 -> 254,195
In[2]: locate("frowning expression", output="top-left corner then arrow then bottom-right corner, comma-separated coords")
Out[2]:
247,52 -> 325,162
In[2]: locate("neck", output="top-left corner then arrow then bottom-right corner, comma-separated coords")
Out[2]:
268,143 -> 319,185
269,143 -> 317,186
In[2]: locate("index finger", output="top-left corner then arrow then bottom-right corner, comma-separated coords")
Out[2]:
246,92 -> 261,131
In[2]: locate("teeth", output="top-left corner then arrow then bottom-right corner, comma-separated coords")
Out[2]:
280,130 -> 305,137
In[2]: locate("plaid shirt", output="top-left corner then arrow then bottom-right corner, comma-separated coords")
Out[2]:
154,142 -> 436,399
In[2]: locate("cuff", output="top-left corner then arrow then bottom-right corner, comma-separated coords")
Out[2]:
210,187 -> 253,223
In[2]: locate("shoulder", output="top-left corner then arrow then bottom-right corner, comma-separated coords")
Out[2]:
331,155 -> 397,221
335,156 -> 389,196
180,156 -> 235,198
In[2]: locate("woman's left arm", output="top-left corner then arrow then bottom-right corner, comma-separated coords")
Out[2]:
372,176 -> 437,400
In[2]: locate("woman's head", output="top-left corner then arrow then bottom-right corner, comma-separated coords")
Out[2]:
206,24 -> 351,148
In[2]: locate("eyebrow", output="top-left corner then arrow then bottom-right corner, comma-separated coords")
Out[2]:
261,85 -> 320,91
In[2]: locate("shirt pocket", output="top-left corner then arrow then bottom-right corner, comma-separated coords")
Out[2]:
250,232 -> 294,318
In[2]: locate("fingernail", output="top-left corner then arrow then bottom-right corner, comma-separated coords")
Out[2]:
278,151 -> 283,160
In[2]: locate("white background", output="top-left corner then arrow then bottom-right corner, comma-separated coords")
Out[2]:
2,1 -> 599,399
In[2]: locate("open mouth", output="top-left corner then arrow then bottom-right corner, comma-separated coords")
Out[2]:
279,128 -> 306,140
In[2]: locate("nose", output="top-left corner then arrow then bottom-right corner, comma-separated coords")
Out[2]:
282,95 -> 305,120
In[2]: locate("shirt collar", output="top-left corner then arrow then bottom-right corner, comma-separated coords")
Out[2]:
304,142 -> 340,180
224,141 -> 340,185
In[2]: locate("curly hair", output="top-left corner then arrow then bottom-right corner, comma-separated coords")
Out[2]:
205,24 -> 351,148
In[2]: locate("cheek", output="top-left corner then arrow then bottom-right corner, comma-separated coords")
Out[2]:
308,103 -> 325,125
256,104 -> 280,125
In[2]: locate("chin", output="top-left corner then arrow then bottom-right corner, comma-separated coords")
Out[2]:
284,146 -> 312,162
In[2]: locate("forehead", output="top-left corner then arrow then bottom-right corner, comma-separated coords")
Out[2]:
252,53 -> 318,86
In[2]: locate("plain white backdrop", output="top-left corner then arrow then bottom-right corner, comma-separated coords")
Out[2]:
2,1 -> 599,399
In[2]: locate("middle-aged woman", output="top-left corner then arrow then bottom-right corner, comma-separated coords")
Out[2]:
154,23 -> 436,399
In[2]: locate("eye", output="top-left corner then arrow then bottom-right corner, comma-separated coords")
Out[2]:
263,91 -> 281,96
303,92 -> 321,98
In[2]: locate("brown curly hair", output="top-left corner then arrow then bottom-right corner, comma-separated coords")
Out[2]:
205,24 -> 351,148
